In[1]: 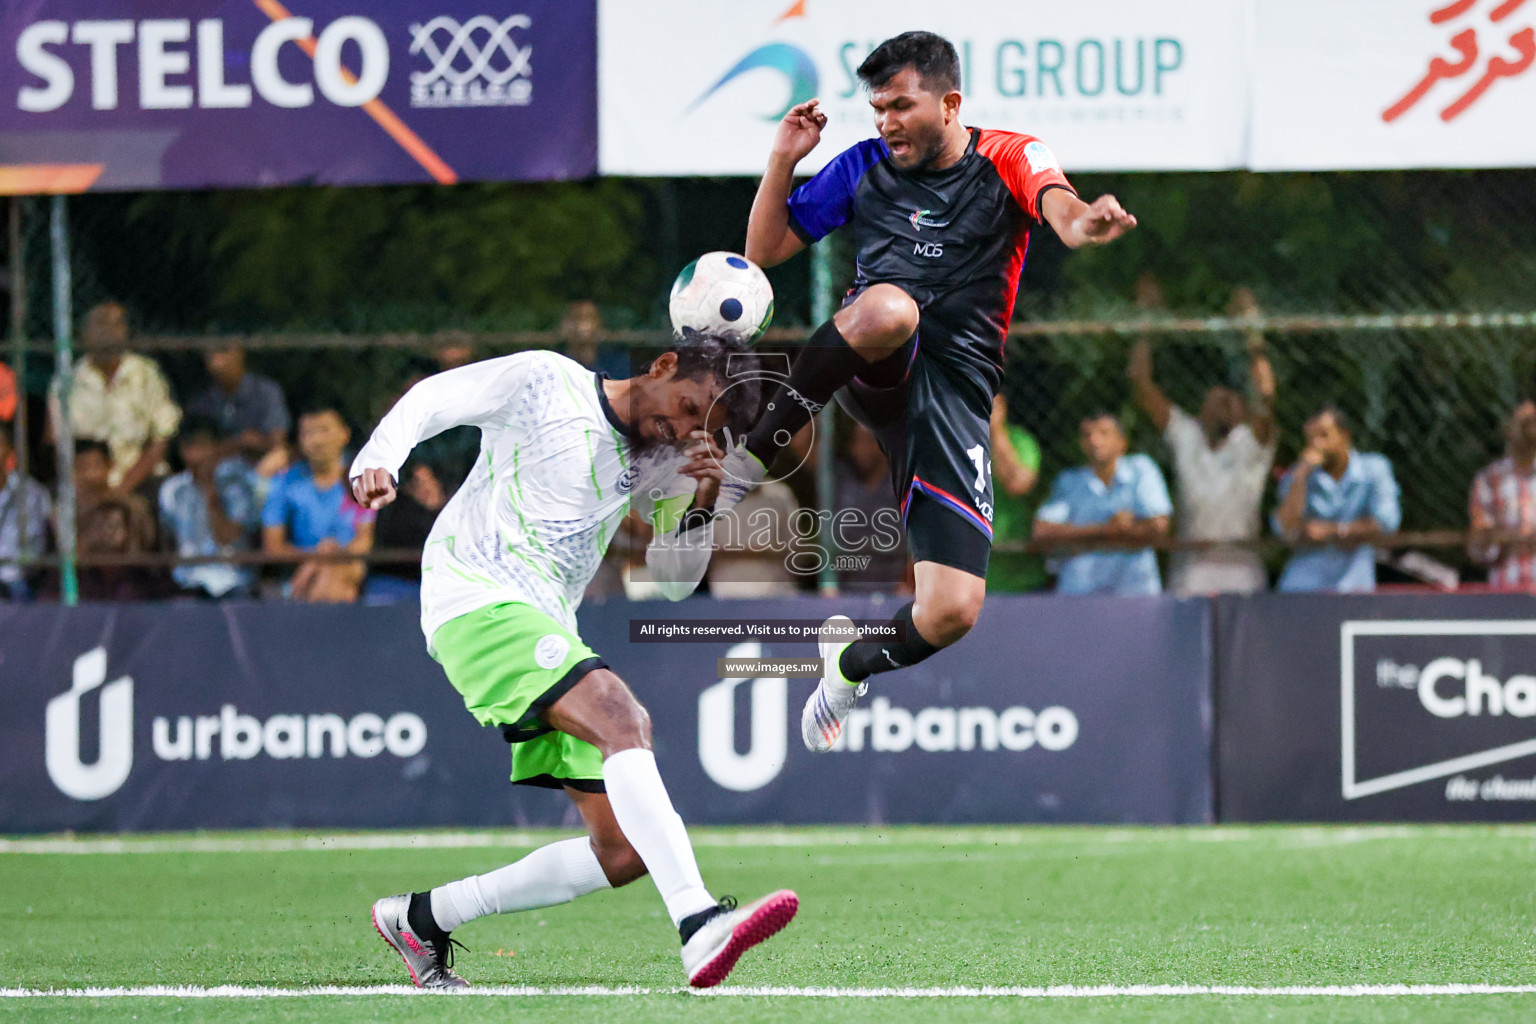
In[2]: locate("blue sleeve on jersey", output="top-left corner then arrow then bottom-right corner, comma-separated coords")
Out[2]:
786,139 -> 888,244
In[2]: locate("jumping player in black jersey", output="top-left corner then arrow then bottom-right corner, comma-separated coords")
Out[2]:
726,30 -> 1137,752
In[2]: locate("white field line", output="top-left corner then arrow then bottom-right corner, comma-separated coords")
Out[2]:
4,824 -> 1536,856
3,984 -> 1536,999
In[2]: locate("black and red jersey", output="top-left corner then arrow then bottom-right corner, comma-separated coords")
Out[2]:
787,127 -> 1074,388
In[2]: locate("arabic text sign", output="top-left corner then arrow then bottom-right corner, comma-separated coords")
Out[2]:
1250,0 -> 1536,170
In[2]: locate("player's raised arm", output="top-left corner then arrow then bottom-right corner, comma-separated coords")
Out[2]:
349,353 -> 532,509
1041,189 -> 1138,249
745,100 -> 826,268
639,430 -> 726,601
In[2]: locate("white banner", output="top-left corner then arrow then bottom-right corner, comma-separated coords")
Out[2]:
1250,0 -> 1536,170
598,0 -> 1250,175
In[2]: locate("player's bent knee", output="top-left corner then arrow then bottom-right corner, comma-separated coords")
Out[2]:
556,670 -> 654,758
842,285 -> 918,352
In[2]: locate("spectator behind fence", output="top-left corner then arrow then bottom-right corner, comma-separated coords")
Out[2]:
1034,412 -> 1172,596
158,416 -> 261,600
56,302 -> 181,494
986,395 -> 1047,593
1127,333 -> 1277,595
364,459 -> 447,604
710,478 -> 802,598
187,344 -> 291,468
262,407 -> 374,603
1469,399 -> 1536,588
833,422 -> 909,593
1273,405 -> 1401,593
71,495 -> 171,601
72,438 -> 156,552
0,427 -> 51,600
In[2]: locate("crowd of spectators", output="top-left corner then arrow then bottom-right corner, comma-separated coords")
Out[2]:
0,296 -> 1531,603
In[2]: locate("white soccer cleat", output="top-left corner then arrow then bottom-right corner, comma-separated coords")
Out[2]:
681,890 -> 800,988
801,615 -> 867,753
370,894 -> 469,990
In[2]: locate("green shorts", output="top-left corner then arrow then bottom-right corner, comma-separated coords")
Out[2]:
431,602 -> 607,791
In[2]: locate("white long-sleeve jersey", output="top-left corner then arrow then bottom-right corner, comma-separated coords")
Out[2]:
350,350 -> 712,648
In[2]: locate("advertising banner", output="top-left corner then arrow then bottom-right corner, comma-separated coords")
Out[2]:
0,595 -> 1213,833
0,602 -> 579,831
0,0 -> 596,192
1216,593 -> 1536,821
598,0 -> 1250,175
1249,0 -> 1536,170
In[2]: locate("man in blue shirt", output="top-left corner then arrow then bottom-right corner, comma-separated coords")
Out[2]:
263,407 -> 374,602
1034,413 -> 1172,595
1273,405 -> 1401,592
188,344 -> 291,466
159,416 -> 261,598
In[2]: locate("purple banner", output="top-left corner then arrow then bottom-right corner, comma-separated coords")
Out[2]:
0,0 -> 595,192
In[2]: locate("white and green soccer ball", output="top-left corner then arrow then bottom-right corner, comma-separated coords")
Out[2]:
668,251 -> 774,343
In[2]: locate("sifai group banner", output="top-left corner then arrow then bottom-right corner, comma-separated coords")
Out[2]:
0,0 -> 596,192
1216,593 -> 1536,822
598,0 -> 1251,175
1249,0 -> 1536,170
0,595 -> 1213,833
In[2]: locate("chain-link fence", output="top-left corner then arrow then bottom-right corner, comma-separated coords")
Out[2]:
4,167 -> 1536,592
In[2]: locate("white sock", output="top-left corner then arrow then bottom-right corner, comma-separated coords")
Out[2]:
602,748 -> 717,927
429,837 -> 611,933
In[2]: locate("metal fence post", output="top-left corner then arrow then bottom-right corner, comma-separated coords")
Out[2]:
811,240 -> 837,594
8,199 -> 30,580
50,195 -> 76,606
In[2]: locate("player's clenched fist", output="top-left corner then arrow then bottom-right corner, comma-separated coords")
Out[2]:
772,99 -> 827,163
351,466 -> 397,510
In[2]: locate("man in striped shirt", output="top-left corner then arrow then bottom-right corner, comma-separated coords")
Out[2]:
1470,400 -> 1536,588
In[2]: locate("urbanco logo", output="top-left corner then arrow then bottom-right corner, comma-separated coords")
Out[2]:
698,642 -> 787,792
46,648 -> 133,801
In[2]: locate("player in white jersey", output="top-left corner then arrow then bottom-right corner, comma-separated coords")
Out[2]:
349,334 -> 798,989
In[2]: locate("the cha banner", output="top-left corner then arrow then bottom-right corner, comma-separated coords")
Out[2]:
1216,593 -> 1536,822
598,0 -> 1250,175
0,0 -> 595,192
1250,0 -> 1536,170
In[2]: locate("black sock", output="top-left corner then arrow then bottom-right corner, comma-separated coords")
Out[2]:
745,319 -> 870,467
678,903 -> 723,945
407,891 -> 449,944
838,602 -> 941,683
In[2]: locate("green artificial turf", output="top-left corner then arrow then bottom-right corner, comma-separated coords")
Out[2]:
3,825 -> 1534,1023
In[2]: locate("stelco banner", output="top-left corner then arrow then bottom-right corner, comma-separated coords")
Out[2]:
598,0 -> 1251,175
0,0 -> 596,191
0,595 -> 1214,833
1250,0 -> 1536,170
1217,593 -> 1536,822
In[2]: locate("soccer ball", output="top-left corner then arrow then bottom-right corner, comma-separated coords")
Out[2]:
668,252 -> 774,343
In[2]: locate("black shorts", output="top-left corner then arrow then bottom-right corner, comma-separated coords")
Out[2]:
835,304 -> 998,579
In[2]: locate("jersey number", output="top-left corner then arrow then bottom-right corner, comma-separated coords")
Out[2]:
966,444 -> 989,492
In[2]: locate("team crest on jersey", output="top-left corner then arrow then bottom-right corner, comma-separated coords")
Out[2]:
908,209 -> 949,231
1023,141 -> 1060,173
616,467 -> 636,494
535,634 -> 571,670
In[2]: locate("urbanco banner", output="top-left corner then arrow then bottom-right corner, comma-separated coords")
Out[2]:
598,0 -> 1251,175
0,594 -> 1212,833
0,0 -> 596,192
1249,0 -> 1536,170
1216,593 -> 1536,822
